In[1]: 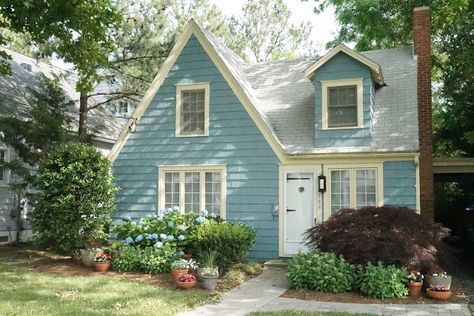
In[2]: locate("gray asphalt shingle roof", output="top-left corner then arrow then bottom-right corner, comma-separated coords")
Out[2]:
200,26 -> 419,154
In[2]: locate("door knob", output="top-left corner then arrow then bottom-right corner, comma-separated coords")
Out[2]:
286,209 -> 296,212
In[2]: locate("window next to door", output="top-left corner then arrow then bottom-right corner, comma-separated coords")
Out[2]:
325,164 -> 383,216
158,165 -> 226,218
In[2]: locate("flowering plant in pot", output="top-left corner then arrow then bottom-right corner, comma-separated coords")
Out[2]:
426,284 -> 452,300
171,258 -> 198,280
176,273 -> 197,289
196,250 -> 219,281
406,270 -> 424,297
94,250 -> 111,272
424,265 -> 451,290
201,270 -> 219,291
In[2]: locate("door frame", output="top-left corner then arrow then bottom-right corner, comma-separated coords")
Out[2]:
279,166 -> 318,257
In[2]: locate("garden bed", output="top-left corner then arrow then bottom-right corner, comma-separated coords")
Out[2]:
282,278 -> 468,304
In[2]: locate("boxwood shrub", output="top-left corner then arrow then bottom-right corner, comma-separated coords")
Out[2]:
356,262 -> 408,299
287,251 -> 355,293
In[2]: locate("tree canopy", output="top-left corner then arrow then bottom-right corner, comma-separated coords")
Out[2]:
311,0 -> 474,157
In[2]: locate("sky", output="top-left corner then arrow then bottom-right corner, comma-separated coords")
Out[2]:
208,0 -> 340,54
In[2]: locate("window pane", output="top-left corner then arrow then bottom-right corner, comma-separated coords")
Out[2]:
180,89 -> 205,135
205,172 -> 221,215
0,149 -> 4,181
328,85 -> 358,127
355,169 -> 376,208
330,170 -> 350,214
164,172 -> 180,209
184,172 -> 200,214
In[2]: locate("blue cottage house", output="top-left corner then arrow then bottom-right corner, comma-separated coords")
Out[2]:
109,8 -> 434,259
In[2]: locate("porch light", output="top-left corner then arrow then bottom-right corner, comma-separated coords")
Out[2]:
318,175 -> 326,193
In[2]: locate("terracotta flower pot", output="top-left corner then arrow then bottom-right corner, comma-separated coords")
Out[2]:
94,262 -> 111,272
171,269 -> 188,280
176,279 -> 196,289
407,281 -> 423,297
426,288 -> 452,301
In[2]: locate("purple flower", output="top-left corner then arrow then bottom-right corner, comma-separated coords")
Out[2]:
135,235 -> 143,242
168,221 -> 174,228
173,205 -> 180,211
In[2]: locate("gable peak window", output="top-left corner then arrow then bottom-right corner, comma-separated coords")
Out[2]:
321,78 -> 363,129
176,83 -> 210,137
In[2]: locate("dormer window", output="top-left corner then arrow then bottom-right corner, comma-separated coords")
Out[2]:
321,78 -> 363,129
176,83 -> 210,137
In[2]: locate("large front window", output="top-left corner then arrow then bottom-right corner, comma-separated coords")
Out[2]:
329,167 -> 378,214
176,83 -> 210,137
160,166 -> 225,216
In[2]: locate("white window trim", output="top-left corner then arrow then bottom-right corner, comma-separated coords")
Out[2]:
323,163 -> 383,221
158,165 -> 226,218
175,82 -> 210,137
0,146 -> 10,187
321,78 -> 364,130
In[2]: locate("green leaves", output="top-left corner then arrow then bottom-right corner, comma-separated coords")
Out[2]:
356,262 -> 408,299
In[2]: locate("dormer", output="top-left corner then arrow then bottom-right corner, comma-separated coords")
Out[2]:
305,44 -> 384,148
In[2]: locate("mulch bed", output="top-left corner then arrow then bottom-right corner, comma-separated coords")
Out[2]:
282,278 -> 469,304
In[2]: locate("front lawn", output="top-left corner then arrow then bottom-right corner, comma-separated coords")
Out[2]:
0,263 -> 213,316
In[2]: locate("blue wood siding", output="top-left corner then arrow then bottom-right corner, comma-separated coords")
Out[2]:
112,35 -> 280,259
383,161 -> 417,209
313,52 -> 373,148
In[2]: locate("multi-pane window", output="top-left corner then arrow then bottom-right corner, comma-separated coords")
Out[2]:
0,150 -> 5,181
328,85 -> 357,127
176,83 -> 209,137
161,167 -> 225,216
329,168 -> 378,214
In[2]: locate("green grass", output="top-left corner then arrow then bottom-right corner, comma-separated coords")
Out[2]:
248,312 -> 376,316
0,264 -> 214,316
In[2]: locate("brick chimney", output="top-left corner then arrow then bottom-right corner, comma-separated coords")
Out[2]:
413,7 -> 433,222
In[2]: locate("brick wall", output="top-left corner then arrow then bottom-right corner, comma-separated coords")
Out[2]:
413,7 -> 434,221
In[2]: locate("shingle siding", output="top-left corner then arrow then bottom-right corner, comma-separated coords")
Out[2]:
383,161 -> 417,209
113,35 -> 280,260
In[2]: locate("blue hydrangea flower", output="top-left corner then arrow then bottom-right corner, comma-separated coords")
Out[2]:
173,205 -> 180,211
160,233 -> 167,240
210,212 -> 217,219
167,235 -> 174,241
138,220 -> 144,226
146,234 -> 152,240
195,216 -> 205,224
157,216 -> 164,222
122,215 -> 132,222
167,208 -> 173,214
168,221 -> 174,228
154,241 -> 163,248
177,224 -> 186,231
125,236 -> 133,244
200,209 -> 208,216
178,234 -> 185,241
135,235 -> 143,242
150,233 -> 158,239
159,209 -> 167,214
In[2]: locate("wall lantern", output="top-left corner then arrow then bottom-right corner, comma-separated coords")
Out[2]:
318,175 -> 326,193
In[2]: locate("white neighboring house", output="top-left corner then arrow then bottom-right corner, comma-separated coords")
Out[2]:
0,48 -> 128,244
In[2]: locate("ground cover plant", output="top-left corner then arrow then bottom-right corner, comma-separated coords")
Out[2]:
305,206 -> 449,268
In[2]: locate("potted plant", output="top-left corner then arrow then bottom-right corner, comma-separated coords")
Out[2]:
171,258 -> 198,280
424,265 -> 451,290
176,273 -> 197,289
80,248 -> 100,267
406,270 -> 424,297
426,284 -> 452,301
94,251 -> 111,272
196,250 -> 219,281
201,270 -> 219,291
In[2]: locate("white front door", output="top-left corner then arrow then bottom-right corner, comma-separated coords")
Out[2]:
284,173 -> 315,255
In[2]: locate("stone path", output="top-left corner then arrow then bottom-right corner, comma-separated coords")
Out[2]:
179,267 -> 472,316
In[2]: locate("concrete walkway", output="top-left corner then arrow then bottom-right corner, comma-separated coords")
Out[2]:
179,267 -> 472,316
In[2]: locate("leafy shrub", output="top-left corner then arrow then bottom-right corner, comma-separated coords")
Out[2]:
287,251 -> 355,293
33,143 -> 117,255
111,245 -> 142,272
141,245 -> 179,273
188,222 -> 256,271
305,206 -> 450,268
356,262 -> 408,299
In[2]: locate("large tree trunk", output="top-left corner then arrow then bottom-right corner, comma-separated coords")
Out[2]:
78,92 -> 88,137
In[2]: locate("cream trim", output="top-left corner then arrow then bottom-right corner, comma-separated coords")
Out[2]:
281,152 -> 419,164
107,19 -> 286,163
175,83 -> 210,137
158,164 -> 227,219
321,78 -> 364,130
323,163 -> 384,221
304,43 -> 384,85
415,156 -> 421,213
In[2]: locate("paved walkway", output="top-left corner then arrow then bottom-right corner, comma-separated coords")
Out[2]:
179,267 -> 472,316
